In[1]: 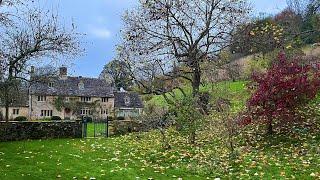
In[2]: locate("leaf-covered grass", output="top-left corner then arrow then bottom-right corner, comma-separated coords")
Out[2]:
0,127 -> 320,179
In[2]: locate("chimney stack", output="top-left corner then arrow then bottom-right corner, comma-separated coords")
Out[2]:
30,66 -> 35,80
30,66 -> 35,74
59,67 -> 68,80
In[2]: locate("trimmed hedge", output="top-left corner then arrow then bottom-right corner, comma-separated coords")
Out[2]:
51,116 -> 62,121
14,116 -> 28,122
117,116 -> 125,120
0,121 -> 82,141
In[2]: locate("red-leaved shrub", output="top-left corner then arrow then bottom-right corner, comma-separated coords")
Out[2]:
246,52 -> 320,134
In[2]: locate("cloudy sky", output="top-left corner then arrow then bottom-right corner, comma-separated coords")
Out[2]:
43,0 -> 288,77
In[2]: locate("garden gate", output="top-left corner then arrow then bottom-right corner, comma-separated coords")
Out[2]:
82,117 -> 109,138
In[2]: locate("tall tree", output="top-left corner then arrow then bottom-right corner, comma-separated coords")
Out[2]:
120,0 -> 249,98
100,59 -> 133,90
0,3 -> 82,121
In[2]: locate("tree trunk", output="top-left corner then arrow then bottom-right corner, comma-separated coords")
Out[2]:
189,60 -> 201,145
189,131 -> 196,144
4,66 -> 14,122
267,117 -> 273,135
192,62 -> 201,98
4,82 -> 10,122
159,128 -> 171,150
5,103 -> 9,122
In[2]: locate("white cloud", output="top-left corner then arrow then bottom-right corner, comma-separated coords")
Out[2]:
89,27 -> 112,39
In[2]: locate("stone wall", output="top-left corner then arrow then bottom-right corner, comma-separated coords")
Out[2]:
0,121 -> 82,142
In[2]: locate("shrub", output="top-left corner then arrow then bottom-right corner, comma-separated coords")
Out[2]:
14,116 -> 28,121
117,116 -> 125,120
246,52 -> 320,134
51,116 -> 62,121
82,116 -> 93,123
86,116 -> 93,123
170,95 -> 204,144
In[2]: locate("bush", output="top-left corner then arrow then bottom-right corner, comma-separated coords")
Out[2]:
246,52 -> 320,134
14,116 -> 28,121
51,116 -> 62,121
117,116 -> 125,120
170,95 -> 204,144
83,116 -> 93,123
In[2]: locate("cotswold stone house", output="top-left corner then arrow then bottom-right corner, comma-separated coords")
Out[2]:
0,67 -> 143,121
30,67 -> 115,120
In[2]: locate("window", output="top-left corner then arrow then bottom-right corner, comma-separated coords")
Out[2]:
40,110 -> 53,117
13,109 -> 19,115
38,96 -> 47,102
65,97 -> 69,102
48,82 -> 54,88
80,97 -> 91,102
101,109 -> 108,115
124,96 -> 130,105
78,82 -> 84,90
101,97 -> 108,102
80,108 -> 92,115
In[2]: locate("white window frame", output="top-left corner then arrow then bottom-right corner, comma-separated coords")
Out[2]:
48,82 -> 54,88
80,97 -> 91,102
80,108 -> 91,115
101,109 -> 108,115
101,97 -> 108,103
13,109 -> 20,115
40,110 -> 53,117
37,96 -> 47,102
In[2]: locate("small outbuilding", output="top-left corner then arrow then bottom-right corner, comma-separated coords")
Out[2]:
114,92 -> 144,119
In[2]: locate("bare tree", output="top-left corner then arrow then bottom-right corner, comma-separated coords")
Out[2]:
120,0 -> 249,98
0,0 -> 22,26
0,4 -> 83,121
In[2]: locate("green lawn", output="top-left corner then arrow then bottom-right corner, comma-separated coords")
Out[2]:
0,128 -> 320,179
148,81 -> 249,108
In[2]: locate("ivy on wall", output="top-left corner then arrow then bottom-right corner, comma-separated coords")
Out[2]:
53,96 -> 101,118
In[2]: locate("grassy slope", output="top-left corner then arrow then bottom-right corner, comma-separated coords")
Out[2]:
148,81 -> 249,112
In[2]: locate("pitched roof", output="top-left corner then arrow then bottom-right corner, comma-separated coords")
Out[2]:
0,89 -> 29,107
30,76 -> 114,97
114,92 -> 144,109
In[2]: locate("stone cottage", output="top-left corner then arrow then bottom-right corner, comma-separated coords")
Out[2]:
29,67 -> 115,120
28,67 -> 144,120
1,67 -> 144,121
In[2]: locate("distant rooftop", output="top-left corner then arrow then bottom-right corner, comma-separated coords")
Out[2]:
114,92 -> 144,109
30,67 -> 114,97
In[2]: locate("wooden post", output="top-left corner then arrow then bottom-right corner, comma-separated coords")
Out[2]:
106,118 -> 109,138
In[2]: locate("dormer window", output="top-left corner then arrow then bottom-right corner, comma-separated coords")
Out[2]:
48,82 -> 54,88
78,82 -> 84,90
124,96 -> 130,106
